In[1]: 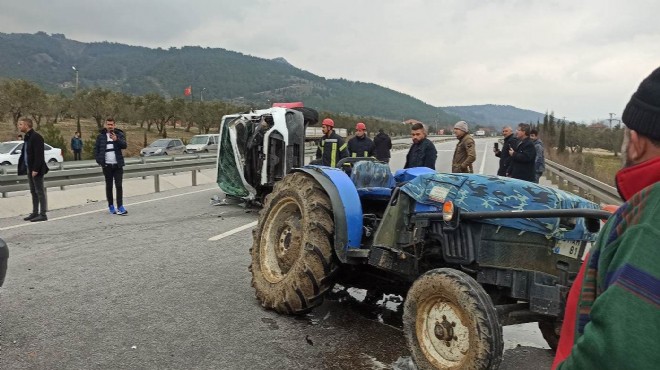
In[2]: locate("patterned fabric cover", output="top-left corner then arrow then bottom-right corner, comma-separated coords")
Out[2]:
350,161 -> 396,189
401,172 -> 600,241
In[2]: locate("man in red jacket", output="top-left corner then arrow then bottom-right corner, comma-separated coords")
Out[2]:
552,67 -> 660,369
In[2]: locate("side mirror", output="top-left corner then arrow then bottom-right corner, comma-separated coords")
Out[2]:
14,149 -> 22,155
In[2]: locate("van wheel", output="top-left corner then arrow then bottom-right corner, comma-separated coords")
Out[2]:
250,172 -> 337,315
48,158 -> 58,163
538,320 -> 561,352
403,268 -> 503,370
1,161 -> 11,166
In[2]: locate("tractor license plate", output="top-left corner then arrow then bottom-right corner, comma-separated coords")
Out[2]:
554,240 -> 581,259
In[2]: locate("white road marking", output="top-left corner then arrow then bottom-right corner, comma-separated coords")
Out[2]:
478,142 -> 489,174
208,221 -> 258,241
0,187 -> 217,231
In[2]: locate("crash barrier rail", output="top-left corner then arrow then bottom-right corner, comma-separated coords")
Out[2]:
544,160 -> 621,206
0,153 -> 218,197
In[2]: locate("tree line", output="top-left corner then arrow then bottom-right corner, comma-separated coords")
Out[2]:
534,111 -> 625,156
0,79 -> 417,144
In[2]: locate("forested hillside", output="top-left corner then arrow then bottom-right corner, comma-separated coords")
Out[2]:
0,32 -> 460,124
442,104 -> 545,128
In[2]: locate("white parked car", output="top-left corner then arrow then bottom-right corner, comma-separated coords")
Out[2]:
0,141 -> 64,166
185,134 -> 219,153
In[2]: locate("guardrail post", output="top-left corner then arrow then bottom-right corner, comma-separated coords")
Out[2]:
192,169 -> 197,186
59,162 -> 66,191
154,174 -> 160,193
141,157 -> 147,180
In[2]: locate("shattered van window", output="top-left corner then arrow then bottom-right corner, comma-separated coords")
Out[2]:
217,118 -> 250,198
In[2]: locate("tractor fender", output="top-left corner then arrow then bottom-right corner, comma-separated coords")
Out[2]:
292,167 -> 363,263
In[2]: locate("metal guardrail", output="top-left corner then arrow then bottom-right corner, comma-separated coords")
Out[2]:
544,160 -> 621,205
4,140 -> 620,206
0,153 -> 219,197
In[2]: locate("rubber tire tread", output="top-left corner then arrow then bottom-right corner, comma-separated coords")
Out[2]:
538,320 -> 560,352
249,172 -> 337,315
402,268 -> 503,370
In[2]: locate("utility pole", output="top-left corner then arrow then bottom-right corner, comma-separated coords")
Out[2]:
200,88 -> 206,102
72,66 -> 81,134
607,113 -> 620,129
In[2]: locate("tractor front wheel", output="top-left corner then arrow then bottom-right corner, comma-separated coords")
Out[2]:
250,172 -> 337,315
403,268 -> 503,370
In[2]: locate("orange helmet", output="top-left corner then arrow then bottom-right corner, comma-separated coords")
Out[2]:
322,118 -> 335,127
356,122 -> 366,131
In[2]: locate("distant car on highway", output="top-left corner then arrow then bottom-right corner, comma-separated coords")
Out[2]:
185,134 -> 219,153
0,140 -> 64,166
140,139 -> 185,156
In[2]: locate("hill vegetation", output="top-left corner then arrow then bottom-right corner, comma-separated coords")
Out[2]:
0,32 -> 464,124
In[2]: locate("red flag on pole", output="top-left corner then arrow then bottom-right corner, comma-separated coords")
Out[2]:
184,86 -> 192,96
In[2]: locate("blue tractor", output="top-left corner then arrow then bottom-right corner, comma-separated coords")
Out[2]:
217,107 -> 610,370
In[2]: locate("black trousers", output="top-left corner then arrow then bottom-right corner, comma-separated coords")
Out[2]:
102,165 -> 124,207
27,173 -> 47,215
73,150 -> 82,160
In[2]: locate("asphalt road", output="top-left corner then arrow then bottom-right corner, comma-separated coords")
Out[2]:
0,137 -> 554,369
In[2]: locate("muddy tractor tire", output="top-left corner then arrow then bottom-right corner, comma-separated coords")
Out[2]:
403,268 -> 503,370
538,320 -> 561,352
250,172 -> 337,315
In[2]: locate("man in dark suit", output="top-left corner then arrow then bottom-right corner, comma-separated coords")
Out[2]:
507,123 -> 536,182
17,117 -> 49,222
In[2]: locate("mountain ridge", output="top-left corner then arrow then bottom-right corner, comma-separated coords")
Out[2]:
0,32 -> 543,127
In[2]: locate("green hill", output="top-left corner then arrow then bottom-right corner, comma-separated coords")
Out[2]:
0,32 -> 462,124
442,104 -> 545,128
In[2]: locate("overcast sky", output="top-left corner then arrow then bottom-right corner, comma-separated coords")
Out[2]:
1,0 -> 658,122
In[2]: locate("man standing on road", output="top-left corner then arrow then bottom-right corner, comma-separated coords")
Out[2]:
17,117 -> 49,222
451,121 -> 476,173
507,123 -> 536,182
347,122 -> 375,158
315,118 -> 349,167
404,123 -> 437,170
494,126 -> 518,176
94,118 -> 128,215
553,67 -> 660,370
530,129 -> 545,183
373,128 -> 392,163
71,131 -> 83,161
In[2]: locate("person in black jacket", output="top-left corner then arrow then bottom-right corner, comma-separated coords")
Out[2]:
94,118 -> 128,215
373,128 -> 392,163
347,122 -> 375,158
404,123 -> 437,170
494,126 -> 518,176
17,117 -> 49,222
508,123 -> 537,182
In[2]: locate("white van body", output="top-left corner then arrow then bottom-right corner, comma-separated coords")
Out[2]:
185,134 -> 219,153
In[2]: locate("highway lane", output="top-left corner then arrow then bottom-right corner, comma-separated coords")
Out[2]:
0,141 -> 554,369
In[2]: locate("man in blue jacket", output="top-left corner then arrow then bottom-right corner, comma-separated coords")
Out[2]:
94,118 -> 128,215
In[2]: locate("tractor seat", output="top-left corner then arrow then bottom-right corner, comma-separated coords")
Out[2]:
350,161 -> 395,199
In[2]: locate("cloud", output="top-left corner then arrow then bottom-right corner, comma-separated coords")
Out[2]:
0,0 -> 658,121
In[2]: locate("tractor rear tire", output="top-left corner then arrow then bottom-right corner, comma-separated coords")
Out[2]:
403,268 -> 503,370
250,172 -> 337,315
